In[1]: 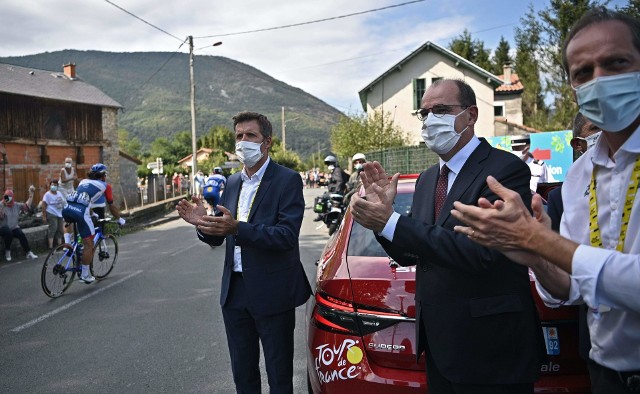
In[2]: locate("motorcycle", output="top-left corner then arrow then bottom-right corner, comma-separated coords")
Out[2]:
313,193 -> 345,235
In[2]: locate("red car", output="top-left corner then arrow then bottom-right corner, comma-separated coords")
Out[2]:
305,175 -> 590,393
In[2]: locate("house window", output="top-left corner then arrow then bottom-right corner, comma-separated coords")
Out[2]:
413,78 -> 426,110
494,104 -> 505,117
431,77 -> 442,84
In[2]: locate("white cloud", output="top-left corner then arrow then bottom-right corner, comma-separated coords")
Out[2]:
0,0 -> 543,112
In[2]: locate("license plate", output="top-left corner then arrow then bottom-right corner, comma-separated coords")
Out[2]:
542,327 -> 560,356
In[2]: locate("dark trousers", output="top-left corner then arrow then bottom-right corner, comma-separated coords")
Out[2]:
588,359 -> 640,394
424,348 -> 534,394
221,272 -> 296,394
0,226 -> 31,253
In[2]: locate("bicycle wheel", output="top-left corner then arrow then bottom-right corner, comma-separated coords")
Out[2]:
91,234 -> 118,279
41,244 -> 76,298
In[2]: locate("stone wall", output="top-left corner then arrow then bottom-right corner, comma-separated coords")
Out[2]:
102,107 -> 121,206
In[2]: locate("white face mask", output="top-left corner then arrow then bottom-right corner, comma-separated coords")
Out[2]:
235,140 -> 264,168
421,108 -> 469,154
584,131 -> 601,150
354,163 -> 363,171
574,71 -> 640,132
65,163 -> 72,168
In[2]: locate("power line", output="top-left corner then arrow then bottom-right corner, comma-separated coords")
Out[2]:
275,22 -> 516,74
124,40 -> 188,110
195,0 -> 425,39
102,0 -> 183,42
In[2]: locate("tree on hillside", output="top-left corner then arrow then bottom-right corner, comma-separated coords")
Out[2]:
144,131 -> 193,175
539,0 -> 604,129
330,111 -> 408,166
491,36 -> 512,76
198,125 -> 235,153
448,29 -> 492,71
118,129 -> 142,158
514,4 -> 548,129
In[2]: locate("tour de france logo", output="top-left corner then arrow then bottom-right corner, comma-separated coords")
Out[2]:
314,339 -> 364,384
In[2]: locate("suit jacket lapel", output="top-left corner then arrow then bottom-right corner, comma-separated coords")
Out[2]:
227,174 -> 243,220
436,140 -> 491,225
247,160 -> 275,222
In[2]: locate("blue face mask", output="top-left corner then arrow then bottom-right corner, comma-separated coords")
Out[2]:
574,71 -> 640,132
50,185 -> 58,192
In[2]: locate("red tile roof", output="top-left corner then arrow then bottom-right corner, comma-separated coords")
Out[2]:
495,73 -> 524,93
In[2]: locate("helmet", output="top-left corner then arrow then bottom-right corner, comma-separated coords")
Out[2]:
352,153 -> 366,163
90,163 -> 108,174
323,155 -> 337,166
213,167 -> 223,174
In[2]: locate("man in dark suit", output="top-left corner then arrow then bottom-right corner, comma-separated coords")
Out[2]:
177,111 -> 312,393
351,79 -> 544,393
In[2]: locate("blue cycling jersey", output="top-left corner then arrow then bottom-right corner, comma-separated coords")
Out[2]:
204,174 -> 226,191
66,179 -> 107,208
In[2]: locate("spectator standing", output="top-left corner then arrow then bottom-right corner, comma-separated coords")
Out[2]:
58,157 -> 77,200
177,111 -> 311,393
1,188 -> 38,261
172,172 -> 180,195
194,170 -> 205,199
41,180 -> 65,249
351,79 -> 543,393
511,138 -> 557,193
451,9 -> 640,393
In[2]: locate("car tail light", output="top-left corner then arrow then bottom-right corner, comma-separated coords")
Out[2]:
312,292 -> 410,336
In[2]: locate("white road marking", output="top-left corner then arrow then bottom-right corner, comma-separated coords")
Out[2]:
10,270 -> 143,333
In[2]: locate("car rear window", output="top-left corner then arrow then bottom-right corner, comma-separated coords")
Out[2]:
347,192 -> 413,257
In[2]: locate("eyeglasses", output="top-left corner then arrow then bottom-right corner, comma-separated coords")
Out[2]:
416,104 -> 467,121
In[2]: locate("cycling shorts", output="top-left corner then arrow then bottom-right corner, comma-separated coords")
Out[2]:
62,203 -> 95,239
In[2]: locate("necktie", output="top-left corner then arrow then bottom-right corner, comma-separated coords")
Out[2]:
434,165 -> 450,220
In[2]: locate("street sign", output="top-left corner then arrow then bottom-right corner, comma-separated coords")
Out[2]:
147,158 -> 164,174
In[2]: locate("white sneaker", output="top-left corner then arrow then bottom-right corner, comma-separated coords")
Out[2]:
4,251 -> 10,261
79,274 -> 95,284
26,251 -> 38,259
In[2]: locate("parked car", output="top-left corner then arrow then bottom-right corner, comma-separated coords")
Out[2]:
305,174 -> 590,393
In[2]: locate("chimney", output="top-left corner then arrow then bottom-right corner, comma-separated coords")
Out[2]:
63,63 -> 76,79
503,63 -> 512,86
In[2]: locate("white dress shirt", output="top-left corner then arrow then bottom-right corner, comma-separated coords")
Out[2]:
381,137 -> 480,241
233,157 -> 270,272
536,127 -> 640,371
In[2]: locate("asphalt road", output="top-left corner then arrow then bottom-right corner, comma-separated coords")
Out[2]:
0,187 -> 329,394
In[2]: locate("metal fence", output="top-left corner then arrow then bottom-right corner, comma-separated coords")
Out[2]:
365,145 -> 440,175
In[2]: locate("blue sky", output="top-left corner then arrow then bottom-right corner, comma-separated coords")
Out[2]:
0,0 -> 630,113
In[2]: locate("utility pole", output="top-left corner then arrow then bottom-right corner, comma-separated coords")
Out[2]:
281,106 -> 286,151
189,35 -> 198,193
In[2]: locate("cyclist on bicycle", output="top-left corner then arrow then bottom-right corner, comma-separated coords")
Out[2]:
203,167 -> 226,214
62,163 -> 125,283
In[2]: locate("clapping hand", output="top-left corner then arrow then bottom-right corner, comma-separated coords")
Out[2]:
176,195 -> 208,226
197,205 -> 239,236
349,161 -> 399,233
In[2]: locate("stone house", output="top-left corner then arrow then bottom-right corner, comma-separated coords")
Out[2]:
0,62 -> 124,206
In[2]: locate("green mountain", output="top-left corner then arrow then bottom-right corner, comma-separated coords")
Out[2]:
1,50 -> 342,157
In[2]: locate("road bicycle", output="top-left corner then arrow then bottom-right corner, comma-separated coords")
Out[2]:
41,219 -> 119,298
